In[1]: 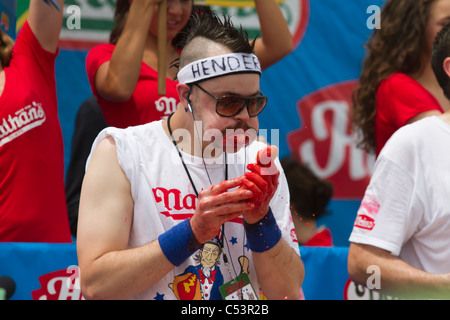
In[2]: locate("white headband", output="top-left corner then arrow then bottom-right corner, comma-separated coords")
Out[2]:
177,52 -> 262,84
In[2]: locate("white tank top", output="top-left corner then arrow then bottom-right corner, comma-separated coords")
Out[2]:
90,120 -> 299,300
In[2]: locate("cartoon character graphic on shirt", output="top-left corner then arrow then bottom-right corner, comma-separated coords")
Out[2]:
169,241 -> 251,300
170,241 -> 223,300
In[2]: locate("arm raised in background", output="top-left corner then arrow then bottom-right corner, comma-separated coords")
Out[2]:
253,0 -> 293,70
94,0 -> 163,102
27,0 -> 65,53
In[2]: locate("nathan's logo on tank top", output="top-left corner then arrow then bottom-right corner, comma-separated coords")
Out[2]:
287,81 -> 375,199
153,187 -> 197,221
0,101 -> 46,147
152,187 -> 243,223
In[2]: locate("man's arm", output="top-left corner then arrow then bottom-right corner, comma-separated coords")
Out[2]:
348,242 -> 450,299
253,237 -> 304,300
27,0 -> 64,53
94,0 -> 162,102
77,136 -> 174,300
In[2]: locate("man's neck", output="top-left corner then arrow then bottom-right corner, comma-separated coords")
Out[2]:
439,110 -> 450,125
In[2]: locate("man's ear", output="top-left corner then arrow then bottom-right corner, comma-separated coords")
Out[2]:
176,83 -> 191,112
443,57 -> 450,78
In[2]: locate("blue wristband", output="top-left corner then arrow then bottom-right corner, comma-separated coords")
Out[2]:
243,208 -> 282,253
158,219 -> 201,267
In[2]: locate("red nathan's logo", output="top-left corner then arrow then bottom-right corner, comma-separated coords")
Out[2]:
287,81 -> 375,199
354,214 -> 375,231
152,187 -> 197,220
0,101 -> 46,147
152,187 -> 244,223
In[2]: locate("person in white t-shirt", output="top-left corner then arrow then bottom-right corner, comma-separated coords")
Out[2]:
348,22 -> 450,299
77,9 -> 304,300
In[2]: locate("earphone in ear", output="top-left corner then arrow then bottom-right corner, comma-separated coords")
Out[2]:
184,100 -> 193,113
185,85 -> 194,113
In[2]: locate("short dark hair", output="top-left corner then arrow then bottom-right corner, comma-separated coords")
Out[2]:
177,8 -> 256,70
432,22 -> 450,99
281,156 -> 333,220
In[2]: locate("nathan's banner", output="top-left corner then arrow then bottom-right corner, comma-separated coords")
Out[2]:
343,279 -> 399,301
59,0 -> 115,49
15,0 -> 115,49
204,0 -> 308,48
1,242 -> 403,300
287,81 -> 375,199
0,243 -> 350,300
55,0 -> 306,49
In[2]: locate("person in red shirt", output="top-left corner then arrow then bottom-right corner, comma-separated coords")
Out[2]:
86,0 -> 294,129
281,156 -> 334,247
352,0 -> 450,156
0,0 -> 71,243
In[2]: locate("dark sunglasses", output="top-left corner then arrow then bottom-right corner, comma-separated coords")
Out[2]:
193,83 -> 268,117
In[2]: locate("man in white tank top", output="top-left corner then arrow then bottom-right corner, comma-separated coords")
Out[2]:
348,22 -> 450,299
77,8 -> 304,301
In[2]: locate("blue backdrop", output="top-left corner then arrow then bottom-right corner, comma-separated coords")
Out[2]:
0,243 -> 351,300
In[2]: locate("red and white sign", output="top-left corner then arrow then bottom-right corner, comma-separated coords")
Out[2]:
31,267 -> 84,300
343,278 -> 397,300
287,80 -> 375,199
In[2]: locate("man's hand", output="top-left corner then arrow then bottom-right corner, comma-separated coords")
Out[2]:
240,146 -> 280,224
190,177 -> 255,244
